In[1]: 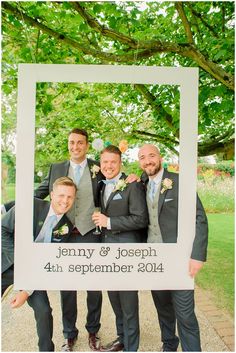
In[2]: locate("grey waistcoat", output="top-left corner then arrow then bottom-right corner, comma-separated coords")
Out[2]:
146,183 -> 163,243
67,165 -> 96,235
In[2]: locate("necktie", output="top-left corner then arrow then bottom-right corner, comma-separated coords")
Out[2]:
74,165 -> 81,186
149,180 -> 156,201
42,215 -> 58,243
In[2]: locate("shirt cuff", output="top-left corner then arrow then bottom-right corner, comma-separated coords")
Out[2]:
24,290 -> 34,296
107,218 -> 111,229
1,204 -> 6,215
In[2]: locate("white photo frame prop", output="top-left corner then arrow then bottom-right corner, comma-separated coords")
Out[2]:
14,64 -> 198,291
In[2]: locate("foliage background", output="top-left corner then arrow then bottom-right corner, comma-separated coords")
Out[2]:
1,1 -> 234,181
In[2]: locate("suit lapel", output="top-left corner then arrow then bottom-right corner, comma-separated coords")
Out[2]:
87,159 -> 97,197
34,202 -> 50,240
87,158 -> 104,207
100,183 -> 106,211
51,215 -> 73,243
63,160 -> 70,175
105,190 -> 115,208
105,173 -> 126,209
158,169 -> 170,216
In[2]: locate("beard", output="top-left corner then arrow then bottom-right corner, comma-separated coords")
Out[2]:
144,163 -> 162,176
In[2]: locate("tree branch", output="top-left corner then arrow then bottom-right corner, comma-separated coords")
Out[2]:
187,3 -> 219,38
71,2 -> 138,48
132,129 -> 179,154
133,84 -> 179,135
198,138 -> 234,158
72,2 -> 234,90
175,2 -> 194,44
35,29 -> 41,63
2,2 -> 234,91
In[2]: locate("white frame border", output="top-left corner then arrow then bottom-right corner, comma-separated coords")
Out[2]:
14,64 -> 198,290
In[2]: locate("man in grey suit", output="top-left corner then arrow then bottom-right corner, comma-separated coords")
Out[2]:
138,144 -> 208,352
2,177 -> 77,351
34,128 -> 104,351
92,145 -> 148,352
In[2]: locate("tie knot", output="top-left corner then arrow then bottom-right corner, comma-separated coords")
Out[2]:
48,214 -> 57,225
102,179 -> 116,185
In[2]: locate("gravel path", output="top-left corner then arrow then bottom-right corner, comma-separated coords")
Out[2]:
1,289 -> 229,352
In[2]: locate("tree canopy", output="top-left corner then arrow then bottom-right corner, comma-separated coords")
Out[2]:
2,1 -> 235,174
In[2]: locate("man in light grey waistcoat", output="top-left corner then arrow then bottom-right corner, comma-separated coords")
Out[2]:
138,144 -> 208,352
35,128 -> 104,351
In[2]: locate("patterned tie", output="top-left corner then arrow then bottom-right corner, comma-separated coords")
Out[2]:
149,180 -> 156,201
42,215 -> 58,243
74,165 -> 81,186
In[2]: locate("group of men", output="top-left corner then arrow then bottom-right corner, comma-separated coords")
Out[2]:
2,128 -> 208,352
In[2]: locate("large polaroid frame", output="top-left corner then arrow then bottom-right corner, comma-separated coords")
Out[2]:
14,64 -> 198,291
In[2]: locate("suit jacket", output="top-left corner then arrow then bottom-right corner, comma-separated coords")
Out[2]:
34,158 -> 104,207
100,173 -> 148,243
1,198 -> 74,273
141,169 -> 208,261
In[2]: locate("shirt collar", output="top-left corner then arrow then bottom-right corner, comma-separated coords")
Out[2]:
70,158 -> 87,170
149,168 -> 164,185
106,172 -> 122,184
48,205 -> 64,222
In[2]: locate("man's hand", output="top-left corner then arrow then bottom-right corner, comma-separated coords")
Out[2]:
189,259 -> 204,278
92,212 -> 108,228
10,291 -> 29,308
125,174 -> 140,183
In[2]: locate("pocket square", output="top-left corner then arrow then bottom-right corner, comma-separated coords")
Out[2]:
113,193 -> 122,200
165,198 -> 174,202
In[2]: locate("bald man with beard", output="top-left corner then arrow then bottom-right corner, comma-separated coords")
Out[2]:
138,144 -> 208,352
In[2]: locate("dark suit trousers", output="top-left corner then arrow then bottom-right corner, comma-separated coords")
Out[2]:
61,229 -> 102,336
27,291 -> 54,351
108,290 -> 139,352
151,290 -> 201,352
1,266 -> 14,296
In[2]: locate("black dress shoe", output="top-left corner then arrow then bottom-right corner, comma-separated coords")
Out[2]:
100,338 -> 124,352
88,332 -> 101,351
61,337 -> 78,352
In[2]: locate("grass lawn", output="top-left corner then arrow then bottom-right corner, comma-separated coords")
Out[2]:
196,213 -> 234,316
2,184 -> 39,204
2,183 -> 16,203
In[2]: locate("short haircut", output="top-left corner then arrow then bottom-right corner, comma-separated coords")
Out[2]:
101,145 -> 122,158
52,177 -> 77,193
68,128 -> 88,142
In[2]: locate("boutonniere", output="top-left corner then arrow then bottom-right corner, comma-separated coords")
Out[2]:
161,178 -> 173,194
114,179 -> 127,192
53,224 -> 69,237
38,220 -> 44,226
90,164 -> 100,178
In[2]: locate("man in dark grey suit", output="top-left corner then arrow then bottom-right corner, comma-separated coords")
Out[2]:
2,177 -> 77,351
92,145 -> 148,352
138,144 -> 208,352
34,128 -> 104,351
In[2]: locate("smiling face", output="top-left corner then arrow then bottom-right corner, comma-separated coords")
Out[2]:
138,144 -> 162,177
68,133 -> 89,163
50,184 -> 76,215
100,151 -> 122,180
